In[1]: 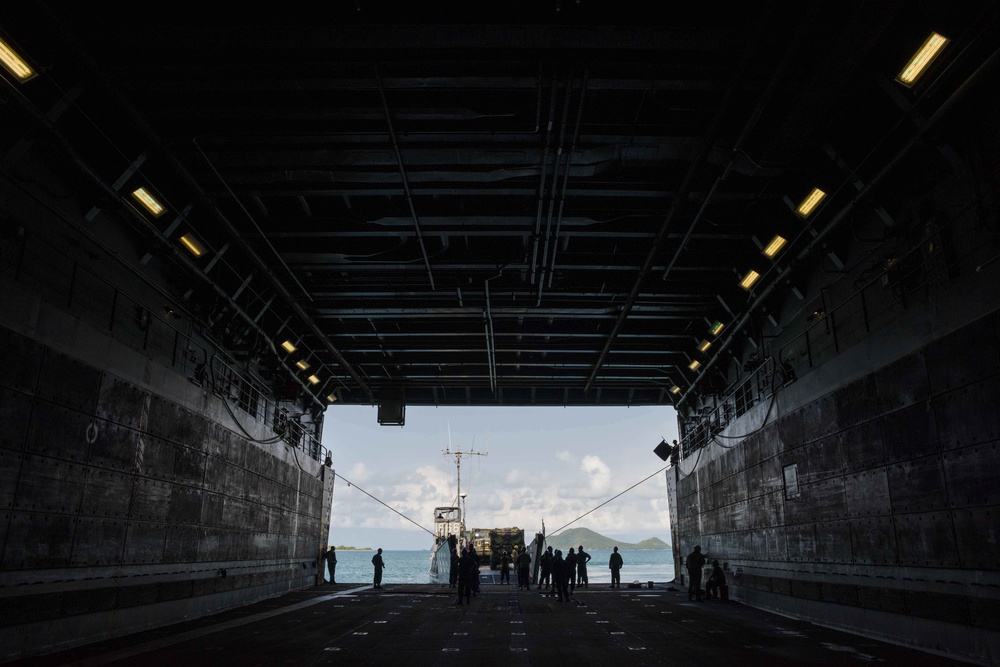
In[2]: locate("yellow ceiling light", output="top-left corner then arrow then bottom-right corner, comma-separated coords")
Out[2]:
131,187 -> 165,217
0,36 -> 36,82
740,269 -> 761,290
688,360 -> 701,371
763,235 -> 787,258
697,339 -> 712,352
308,374 -> 320,385
296,359 -> 310,370
709,321 -> 725,336
795,188 -> 826,218
281,340 -> 297,353
178,234 -> 205,257
670,385 -> 681,395
897,32 -> 949,88
326,393 -> 338,403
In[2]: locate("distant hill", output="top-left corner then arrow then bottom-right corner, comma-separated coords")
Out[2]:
545,527 -> 670,551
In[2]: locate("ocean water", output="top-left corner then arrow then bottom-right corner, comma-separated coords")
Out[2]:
325,548 -> 675,585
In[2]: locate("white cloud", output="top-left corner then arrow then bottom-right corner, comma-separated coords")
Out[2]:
556,450 -> 571,462
580,454 -> 611,496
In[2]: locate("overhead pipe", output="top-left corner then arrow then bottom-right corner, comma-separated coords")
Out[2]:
537,72 -> 575,305
0,159 -> 328,412
584,5 -> 815,393
25,10 -> 373,402
676,43 -> 1000,408
530,75 -> 560,285
376,66 -> 436,291
547,69 -> 589,290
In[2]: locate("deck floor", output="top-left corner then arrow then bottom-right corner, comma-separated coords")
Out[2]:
8,582 -> 973,666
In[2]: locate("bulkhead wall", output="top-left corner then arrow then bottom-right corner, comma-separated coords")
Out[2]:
671,308 -> 1000,664
0,279 -> 334,661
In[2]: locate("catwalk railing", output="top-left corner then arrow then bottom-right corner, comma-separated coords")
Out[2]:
0,227 -> 327,462
678,191 -> 999,461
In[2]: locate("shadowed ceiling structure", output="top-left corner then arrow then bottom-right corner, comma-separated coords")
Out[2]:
3,1 -> 996,413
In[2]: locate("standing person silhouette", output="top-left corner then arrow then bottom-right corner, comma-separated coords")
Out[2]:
500,550 -> 512,584
608,546 -> 623,588
576,545 -> 591,587
372,548 -> 386,589
686,545 -> 706,601
324,546 -> 337,584
551,550 -> 569,601
456,547 -> 474,605
469,545 -> 481,595
538,546 -> 553,590
565,548 -> 578,597
517,547 -> 532,590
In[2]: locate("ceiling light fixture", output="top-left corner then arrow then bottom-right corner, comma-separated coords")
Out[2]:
709,321 -> 725,336
670,385 -> 681,395
296,360 -> 310,370
326,393 -> 338,403
178,234 -> 205,257
308,374 -> 320,385
763,235 -> 787,258
131,187 -> 166,217
740,270 -> 761,290
0,36 -> 36,82
689,360 -> 701,371
281,340 -> 297,353
795,188 -> 826,218
897,32 -> 949,88
697,339 -> 711,352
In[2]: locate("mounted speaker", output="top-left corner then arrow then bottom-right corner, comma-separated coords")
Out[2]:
653,439 -> 672,461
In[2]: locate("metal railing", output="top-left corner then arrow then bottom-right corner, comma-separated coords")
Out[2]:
1,227 -> 327,462
678,193 -> 999,461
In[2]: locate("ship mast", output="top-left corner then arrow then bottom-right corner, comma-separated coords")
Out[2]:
442,436 -> 487,547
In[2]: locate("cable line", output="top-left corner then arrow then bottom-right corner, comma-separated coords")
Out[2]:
548,464 -> 670,537
333,471 -> 435,537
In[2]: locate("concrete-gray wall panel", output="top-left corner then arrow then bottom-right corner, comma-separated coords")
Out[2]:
894,512 -> 960,568
80,468 -> 132,518
944,442 -> 1000,508
71,517 -> 126,566
952,508 -> 1000,570
785,524 -> 817,562
3,511 -> 76,568
0,389 -> 33,452
24,402 -> 91,463
87,419 -> 140,472
841,420 -> 885,472
934,376 -> 1000,450
796,434 -> 845,484
96,375 -> 147,431
832,375 -> 879,431
129,478 -> 171,522
800,393 -> 839,443
844,468 -> 891,518
815,520 -> 853,563
123,520 -> 167,564
146,395 -> 208,453
786,477 -> 847,524
850,516 -> 897,565
1,450 -> 23,511
881,402 -> 939,463
886,456 -> 948,514
874,349 -> 930,413
162,524 -> 200,562
13,454 -> 86,514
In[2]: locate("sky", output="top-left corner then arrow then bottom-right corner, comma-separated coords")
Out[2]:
322,403 -> 679,550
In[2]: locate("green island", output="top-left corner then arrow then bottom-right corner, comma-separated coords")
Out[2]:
544,527 -> 670,551
333,545 -> 372,551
